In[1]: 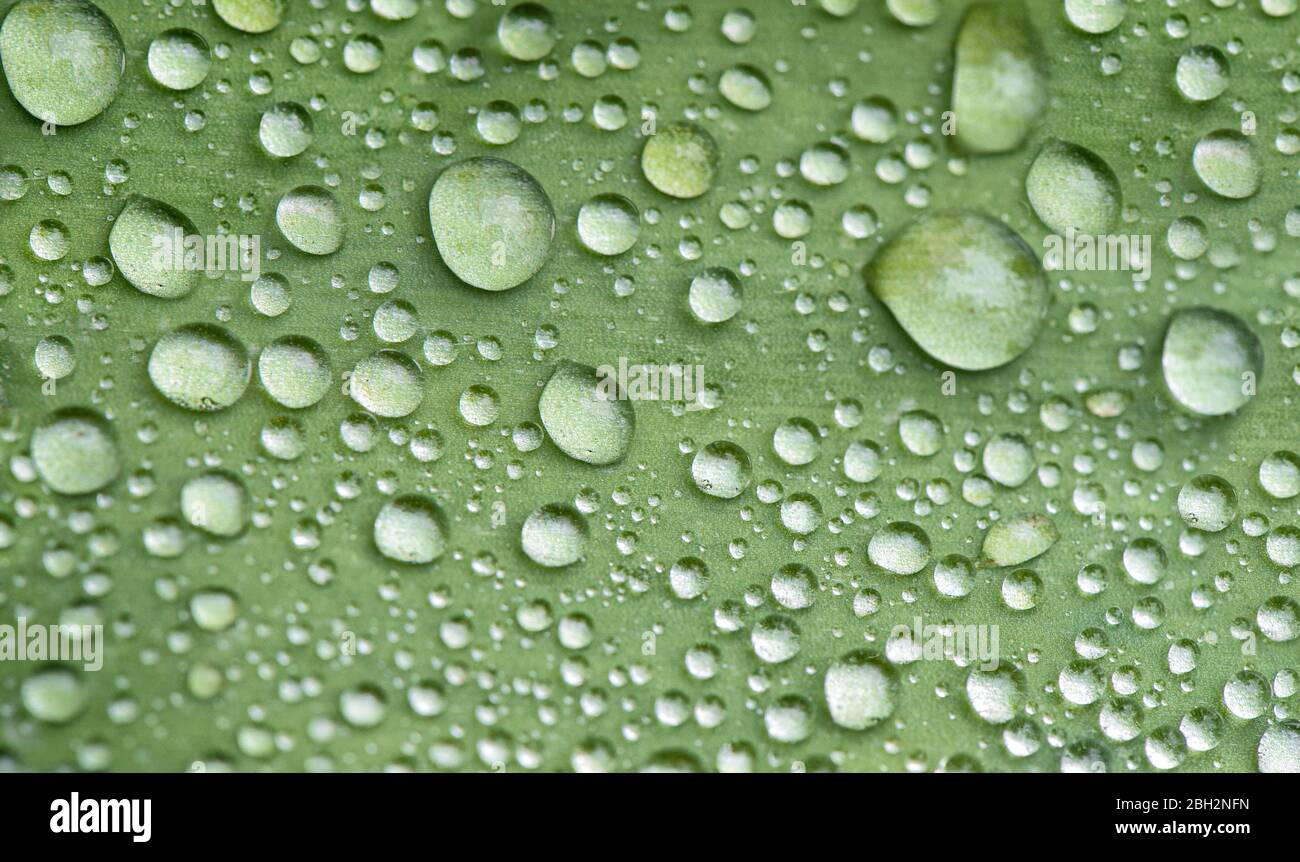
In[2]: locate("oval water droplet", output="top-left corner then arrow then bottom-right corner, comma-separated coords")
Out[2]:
0,0 -> 125,126
276,185 -> 344,255
640,123 -> 719,199
374,495 -> 447,564
428,157 -> 555,291
868,210 -> 1049,370
520,503 -> 588,568
1025,139 -> 1120,234
147,28 -> 211,91
951,1 -> 1047,153
31,407 -> 119,495
109,196 -> 201,298
538,361 -> 635,465
348,350 -> 424,418
213,0 -> 283,34
1161,307 -> 1262,416
1192,130 -> 1261,199
148,324 -> 251,411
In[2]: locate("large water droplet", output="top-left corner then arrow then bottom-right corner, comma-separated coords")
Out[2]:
1175,45 -> 1230,102
348,350 -> 424,418
259,101 -> 314,158
1161,307 -> 1262,416
213,0 -> 283,34
109,196 -> 201,298
374,495 -> 446,564
258,335 -> 331,409
825,652 -> 895,730
147,28 -> 211,91
982,514 -> 1058,567
538,361 -> 635,465
640,123 -> 719,199
1025,139 -> 1120,234
31,407 -> 119,494
276,185 -> 344,255
690,441 -> 752,499
520,503 -> 588,568
0,0 -> 124,126
1192,130 -> 1262,199
428,157 -> 555,291
868,210 -> 1049,370
951,1 -> 1047,153
497,2 -> 556,61
148,324 -> 251,411
576,193 -> 640,256
181,471 -> 248,537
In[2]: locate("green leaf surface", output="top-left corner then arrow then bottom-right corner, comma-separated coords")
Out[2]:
1,0 -> 1298,773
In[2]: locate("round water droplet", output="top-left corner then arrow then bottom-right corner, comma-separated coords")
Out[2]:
148,324 -> 251,411
1176,45 -> 1230,102
1025,139 -> 1120,234
34,335 -> 75,380
951,2 -> 1047,153
374,495 -> 446,564
982,514 -> 1058,567
1064,0 -> 1126,34
29,219 -> 70,261
576,193 -> 640,256
108,196 -> 202,298
276,185 -> 343,255
868,210 -> 1049,370
821,655 -> 894,728
258,335 -> 331,409
520,503 -> 588,568
259,101 -> 313,157
538,361 -> 635,465
640,123 -> 719,199
1258,722 -> 1300,773
458,384 -> 500,426
31,408 -> 119,494
1192,130 -> 1261,199
886,0 -> 939,27
213,0 -> 283,34
147,28 -> 211,90
719,64 -> 772,111
1259,451 -> 1300,499
21,667 -> 86,723
772,417 -> 820,466
349,350 -> 424,418
497,2 -> 556,61
691,441 -> 752,499
983,433 -> 1035,487
850,96 -> 899,143
1166,216 -> 1209,260
966,664 -> 1025,725
0,0 -> 125,126
687,266 -> 742,324
799,142 -> 850,186
428,157 -> 555,291
868,521 -> 931,575
1177,474 -> 1237,532
1161,307 -> 1262,416
181,471 -> 247,537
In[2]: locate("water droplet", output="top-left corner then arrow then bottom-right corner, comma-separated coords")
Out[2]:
520,503 -> 588,568
1258,721 -> 1300,773
576,193 -> 640,256
687,266 -> 743,324
1064,0 -> 1126,34
691,440 -> 752,498
868,210 -> 1049,370
213,0 -> 283,33
349,350 -> 423,418
868,521 -> 932,575
259,101 -> 314,157
1192,130 -> 1261,199
1259,451 -> 1300,499
374,495 -> 446,564
148,324 -> 251,412
1025,139 -> 1120,234
538,361 -> 634,465
1176,45 -> 1230,102
719,64 -> 772,111
147,28 -> 210,91
772,417 -> 820,466
0,0 -> 124,125
21,667 -> 86,723
428,157 -> 555,291
258,335 -> 331,409
276,185 -> 344,255
982,514 -> 1058,567
951,2 -> 1047,153
109,196 -> 201,298
497,2 -> 556,61
31,408 -> 119,494
966,664 -> 1025,725
181,471 -> 247,537
1161,307 -> 1262,416
1177,474 -> 1237,532
640,123 -> 719,199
